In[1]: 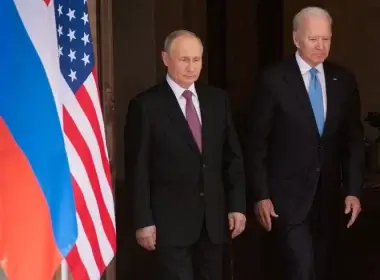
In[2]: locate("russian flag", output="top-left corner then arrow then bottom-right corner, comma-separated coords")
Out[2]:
0,0 -> 77,279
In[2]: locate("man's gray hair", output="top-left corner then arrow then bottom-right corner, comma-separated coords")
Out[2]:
163,30 -> 203,53
293,7 -> 332,31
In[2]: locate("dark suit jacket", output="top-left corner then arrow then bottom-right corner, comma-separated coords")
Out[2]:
124,81 -> 246,246
246,56 -> 365,225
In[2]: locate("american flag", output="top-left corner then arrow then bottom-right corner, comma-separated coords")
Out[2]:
54,0 -> 116,278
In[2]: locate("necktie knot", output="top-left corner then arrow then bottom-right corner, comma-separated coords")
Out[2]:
183,90 -> 193,100
309,68 -> 318,77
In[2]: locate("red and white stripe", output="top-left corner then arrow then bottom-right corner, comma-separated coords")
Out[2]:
64,69 -> 116,279
14,1 -> 116,279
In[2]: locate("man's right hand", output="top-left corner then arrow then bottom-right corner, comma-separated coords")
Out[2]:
136,225 -> 156,251
254,199 -> 279,231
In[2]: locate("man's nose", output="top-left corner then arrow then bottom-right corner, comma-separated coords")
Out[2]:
187,61 -> 195,71
316,39 -> 323,50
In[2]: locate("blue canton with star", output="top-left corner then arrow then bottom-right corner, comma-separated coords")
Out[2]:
54,0 -> 95,93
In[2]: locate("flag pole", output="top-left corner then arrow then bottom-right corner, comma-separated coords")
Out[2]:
61,260 -> 69,280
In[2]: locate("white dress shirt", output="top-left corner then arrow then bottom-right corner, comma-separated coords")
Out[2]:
166,74 -> 202,123
295,52 -> 327,119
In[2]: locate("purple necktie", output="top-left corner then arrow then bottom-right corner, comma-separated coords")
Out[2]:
183,90 -> 202,152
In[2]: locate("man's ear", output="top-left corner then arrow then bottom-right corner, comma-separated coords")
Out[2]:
293,31 -> 300,49
162,51 -> 169,67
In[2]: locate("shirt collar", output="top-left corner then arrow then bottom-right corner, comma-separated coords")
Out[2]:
295,51 -> 324,75
166,74 -> 197,100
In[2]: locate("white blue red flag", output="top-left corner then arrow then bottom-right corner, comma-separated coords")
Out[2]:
0,0 -> 116,279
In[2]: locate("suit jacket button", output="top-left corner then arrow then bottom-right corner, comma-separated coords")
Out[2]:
200,192 -> 204,196
203,164 -> 206,168
316,168 -> 321,172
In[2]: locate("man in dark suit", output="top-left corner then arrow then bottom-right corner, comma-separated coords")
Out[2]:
245,7 -> 364,280
124,30 -> 246,280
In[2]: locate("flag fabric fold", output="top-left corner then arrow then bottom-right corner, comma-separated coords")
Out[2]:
1,0 -> 116,279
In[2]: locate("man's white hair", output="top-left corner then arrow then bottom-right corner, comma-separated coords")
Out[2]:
293,7 -> 332,31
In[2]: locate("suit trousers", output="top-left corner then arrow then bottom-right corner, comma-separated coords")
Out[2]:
155,221 -> 224,280
272,182 -> 343,280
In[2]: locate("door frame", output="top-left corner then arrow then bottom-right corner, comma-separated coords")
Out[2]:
96,0 -> 116,279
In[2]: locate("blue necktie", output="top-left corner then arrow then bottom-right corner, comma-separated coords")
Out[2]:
308,68 -> 324,135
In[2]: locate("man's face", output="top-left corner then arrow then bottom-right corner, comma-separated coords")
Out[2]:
162,35 -> 203,88
293,15 -> 332,67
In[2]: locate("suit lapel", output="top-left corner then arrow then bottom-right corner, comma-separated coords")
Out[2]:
283,58 -> 320,137
159,81 -> 201,154
196,84 -> 210,156
322,62 -> 339,138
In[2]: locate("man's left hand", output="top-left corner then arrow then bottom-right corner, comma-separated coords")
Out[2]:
228,212 -> 246,239
345,196 -> 361,228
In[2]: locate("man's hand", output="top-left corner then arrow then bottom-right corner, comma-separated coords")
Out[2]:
254,199 -> 279,231
136,225 -> 156,251
345,196 -> 361,228
228,212 -> 246,239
